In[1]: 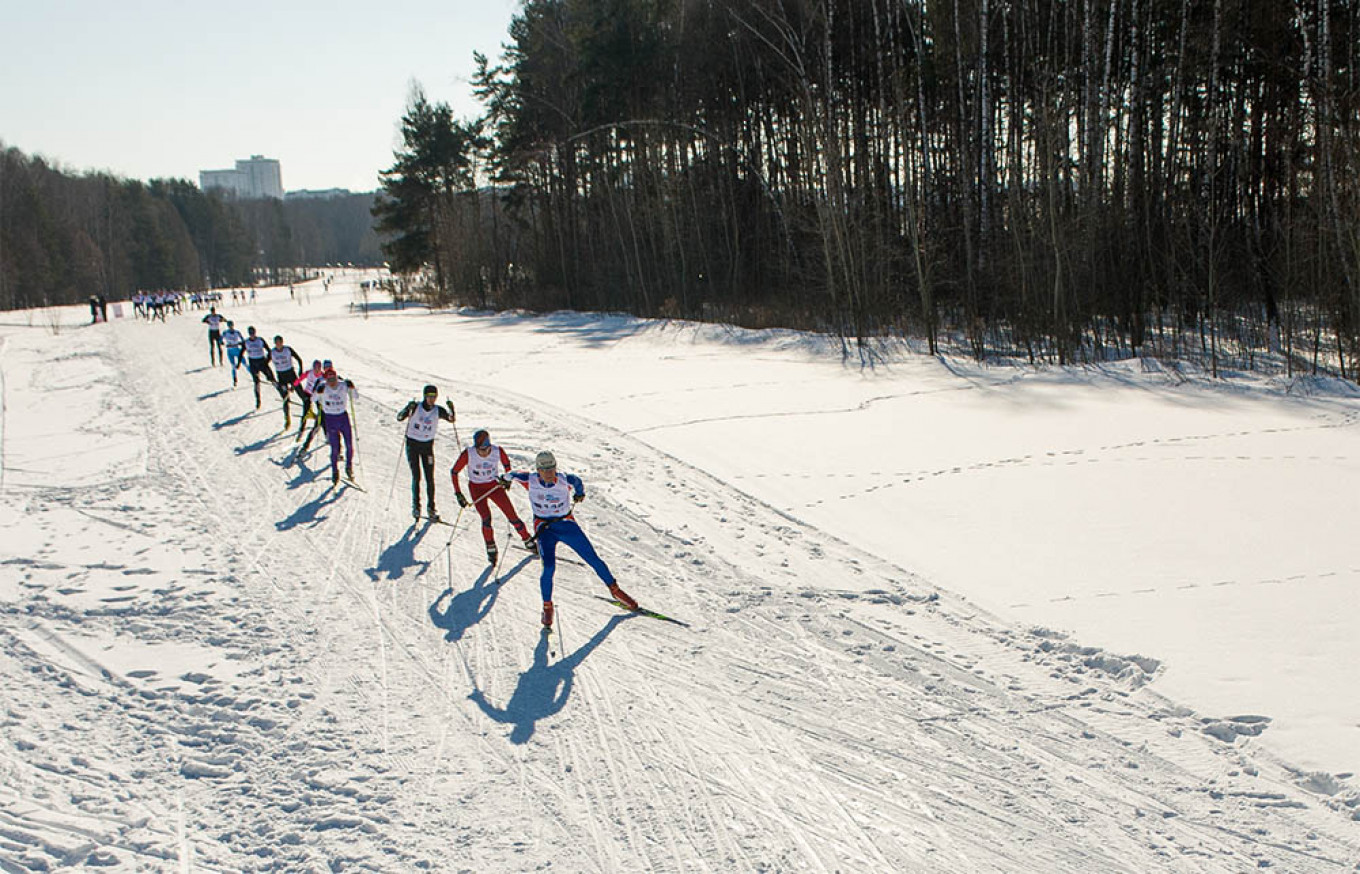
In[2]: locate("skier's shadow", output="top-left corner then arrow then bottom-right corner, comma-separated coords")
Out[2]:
427,566 -> 501,641
468,614 -> 626,745
366,522 -> 433,581
284,454 -> 323,490
276,485 -> 342,531
235,430 -> 287,456
212,410 -> 256,430
184,366 -> 211,375
198,388 -> 231,401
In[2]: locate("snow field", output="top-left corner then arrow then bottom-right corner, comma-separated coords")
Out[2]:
0,277 -> 1357,871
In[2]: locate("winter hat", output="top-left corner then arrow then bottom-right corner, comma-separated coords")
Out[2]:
323,367 -> 337,379
423,384 -> 438,396
535,450 -> 556,471
473,429 -> 490,448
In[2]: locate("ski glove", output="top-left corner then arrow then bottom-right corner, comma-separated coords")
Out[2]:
396,401 -> 416,421
497,476 -> 512,490
456,493 -> 469,508
573,493 -> 585,504
445,400 -> 456,419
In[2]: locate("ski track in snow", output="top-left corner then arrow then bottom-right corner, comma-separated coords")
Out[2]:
0,300 -> 1357,871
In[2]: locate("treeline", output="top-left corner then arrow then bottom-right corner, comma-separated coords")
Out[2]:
0,143 -> 383,311
378,0 -> 1359,375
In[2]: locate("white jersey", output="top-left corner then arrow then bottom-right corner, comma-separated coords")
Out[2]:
204,314 -> 224,331
526,473 -> 574,520
298,370 -> 325,396
464,446 -> 507,484
316,381 -> 353,415
221,329 -> 244,348
243,336 -> 268,359
404,404 -> 442,441
269,346 -> 297,372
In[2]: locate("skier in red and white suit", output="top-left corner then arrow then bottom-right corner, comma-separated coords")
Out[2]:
451,429 -> 536,563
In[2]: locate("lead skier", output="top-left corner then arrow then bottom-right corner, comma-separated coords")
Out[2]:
501,450 -> 636,628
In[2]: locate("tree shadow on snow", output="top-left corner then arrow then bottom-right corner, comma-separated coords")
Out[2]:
366,522 -> 433,582
275,485 -> 342,531
468,614 -> 627,745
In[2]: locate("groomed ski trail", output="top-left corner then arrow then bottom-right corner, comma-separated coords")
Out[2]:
1,301 -> 1355,872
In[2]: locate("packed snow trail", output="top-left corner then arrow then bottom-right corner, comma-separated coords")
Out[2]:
0,298 -> 1356,871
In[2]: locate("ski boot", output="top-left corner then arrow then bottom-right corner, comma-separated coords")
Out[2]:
427,504 -> 439,523
541,601 -> 554,628
608,583 -> 639,611
331,469 -> 339,485
412,501 -> 420,520
521,535 -> 538,551
486,543 -> 498,564
344,464 -> 354,481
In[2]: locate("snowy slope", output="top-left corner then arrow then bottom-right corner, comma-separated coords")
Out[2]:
0,282 -> 1357,872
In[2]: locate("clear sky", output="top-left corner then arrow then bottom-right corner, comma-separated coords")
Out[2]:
0,0 -> 521,192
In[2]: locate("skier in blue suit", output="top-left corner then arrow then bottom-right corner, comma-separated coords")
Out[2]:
501,450 -> 638,629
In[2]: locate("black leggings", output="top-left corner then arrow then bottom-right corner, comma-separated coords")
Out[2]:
275,369 -> 297,401
406,438 -> 435,508
247,358 -> 275,401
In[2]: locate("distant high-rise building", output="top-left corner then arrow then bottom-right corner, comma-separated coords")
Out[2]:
199,155 -> 284,199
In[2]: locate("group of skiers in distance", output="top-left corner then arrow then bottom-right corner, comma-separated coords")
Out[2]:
200,306 -> 638,630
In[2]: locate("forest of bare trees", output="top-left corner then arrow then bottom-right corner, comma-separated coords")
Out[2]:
380,0 -> 1358,376
0,144 -> 383,312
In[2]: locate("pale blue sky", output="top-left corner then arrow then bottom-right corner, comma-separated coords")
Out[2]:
0,0 -> 520,192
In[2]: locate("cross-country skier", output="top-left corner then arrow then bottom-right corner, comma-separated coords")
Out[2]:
221,321 -> 246,386
268,335 -> 303,428
292,359 -> 325,442
242,327 -> 276,409
202,307 -> 225,366
395,385 -> 456,521
314,366 -> 357,485
453,429 -> 535,563
501,450 -> 637,628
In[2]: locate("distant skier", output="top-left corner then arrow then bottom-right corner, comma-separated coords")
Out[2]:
453,429 -> 535,563
501,450 -> 636,628
242,327 -> 276,409
268,335 -> 303,428
202,307 -> 225,366
395,385 -> 456,521
314,366 -> 357,485
221,321 -> 246,386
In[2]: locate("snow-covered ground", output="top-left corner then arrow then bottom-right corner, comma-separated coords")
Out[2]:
1,274 -> 1357,871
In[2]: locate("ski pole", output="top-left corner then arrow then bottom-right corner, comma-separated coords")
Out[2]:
383,437 -> 407,513
440,482 -> 505,549
348,389 -> 364,481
